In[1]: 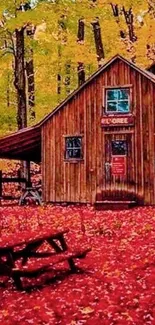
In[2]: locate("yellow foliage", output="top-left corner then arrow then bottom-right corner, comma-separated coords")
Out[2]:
0,0 -> 155,133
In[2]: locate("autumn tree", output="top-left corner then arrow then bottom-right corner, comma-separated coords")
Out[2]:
0,0 -> 155,135
0,1 -> 31,130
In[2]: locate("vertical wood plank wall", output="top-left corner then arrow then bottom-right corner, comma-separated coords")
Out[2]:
42,58 -> 155,205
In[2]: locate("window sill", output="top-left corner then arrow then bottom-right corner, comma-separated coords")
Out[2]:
104,112 -> 131,116
64,159 -> 84,163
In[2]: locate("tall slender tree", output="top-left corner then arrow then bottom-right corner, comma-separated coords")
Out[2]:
77,18 -> 85,86
90,0 -> 104,67
26,24 -> 36,120
91,17 -> 105,67
122,6 -> 137,42
110,3 -> 126,38
14,27 -> 27,129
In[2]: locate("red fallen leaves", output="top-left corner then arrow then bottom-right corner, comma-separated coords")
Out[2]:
0,205 -> 155,324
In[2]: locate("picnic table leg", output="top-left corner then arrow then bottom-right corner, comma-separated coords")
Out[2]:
19,191 -> 28,205
57,235 -> 68,251
30,190 -> 42,205
12,273 -> 23,290
7,251 -> 15,268
47,238 -> 65,253
67,257 -> 78,273
47,234 -> 68,252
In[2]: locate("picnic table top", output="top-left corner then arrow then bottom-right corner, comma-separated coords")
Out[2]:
0,228 -> 69,250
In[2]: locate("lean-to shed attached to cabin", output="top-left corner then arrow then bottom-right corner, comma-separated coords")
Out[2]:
0,54 -> 155,207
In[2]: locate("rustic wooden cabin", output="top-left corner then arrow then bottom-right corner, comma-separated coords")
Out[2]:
0,54 -> 155,208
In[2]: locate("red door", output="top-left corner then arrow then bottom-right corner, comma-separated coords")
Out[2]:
103,133 -> 136,200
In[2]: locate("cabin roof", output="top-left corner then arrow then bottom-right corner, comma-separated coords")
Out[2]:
0,54 -> 154,162
0,125 -> 41,162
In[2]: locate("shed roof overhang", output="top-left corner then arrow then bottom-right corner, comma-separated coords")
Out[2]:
0,125 -> 41,162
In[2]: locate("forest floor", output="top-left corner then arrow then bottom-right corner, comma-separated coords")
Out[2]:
0,204 -> 155,325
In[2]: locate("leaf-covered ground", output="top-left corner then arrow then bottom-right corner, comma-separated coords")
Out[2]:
0,205 -> 155,325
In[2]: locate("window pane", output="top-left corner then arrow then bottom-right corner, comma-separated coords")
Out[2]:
73,137 -> 81,148
112,140 -> 127,155
107,90 -> 118,100
66,149 -> 73,158
107,101 -> 117,111
66,138 -> 73,148
118,101 -> 129,112
73,149 -> 81,158
66,148 -> 81,159
118,89 -> 129,100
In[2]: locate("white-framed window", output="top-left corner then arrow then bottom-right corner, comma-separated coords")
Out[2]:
106,88 -> 130,113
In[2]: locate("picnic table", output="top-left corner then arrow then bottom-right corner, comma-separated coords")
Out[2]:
19,186 -> 42,205
0,229 -> 91,290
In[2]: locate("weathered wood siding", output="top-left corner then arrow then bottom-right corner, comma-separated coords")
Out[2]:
42,58 -> 155,205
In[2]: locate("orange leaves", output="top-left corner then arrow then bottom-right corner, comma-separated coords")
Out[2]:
80,306 -> 94,314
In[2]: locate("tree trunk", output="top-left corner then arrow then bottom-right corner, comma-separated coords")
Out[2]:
14,27 -> 27,130
26,58 -> 35,119
110,3 -> 119,20
77,18 -> 85,86
110,3 -> 126,39
65,61 -> 71,95
148,0 -> 155,17
26,25 -> 36,120
14,28 -> 29,182
57,43 -> 62,101
122,7 -> 137,42
91,17 -> 104,67
57,17 -> 65,101
77,18 -> 85,41
77,63 -> 85,86
6,73 -> 10,108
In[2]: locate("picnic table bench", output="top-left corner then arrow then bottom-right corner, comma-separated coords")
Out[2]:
0,229 -> 91,290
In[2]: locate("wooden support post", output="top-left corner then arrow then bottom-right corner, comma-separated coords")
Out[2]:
0,170 -> 2,205
27,161 -> 31,186
20,160 -> 31,187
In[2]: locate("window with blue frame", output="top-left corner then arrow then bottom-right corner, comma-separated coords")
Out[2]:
106,88 -> 130,113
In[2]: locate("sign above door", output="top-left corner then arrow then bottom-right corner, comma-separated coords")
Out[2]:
101,115 -> 134,127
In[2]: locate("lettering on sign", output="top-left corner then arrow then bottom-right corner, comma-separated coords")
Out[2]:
111,156 -> 126,176
101,115 -> 134,127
